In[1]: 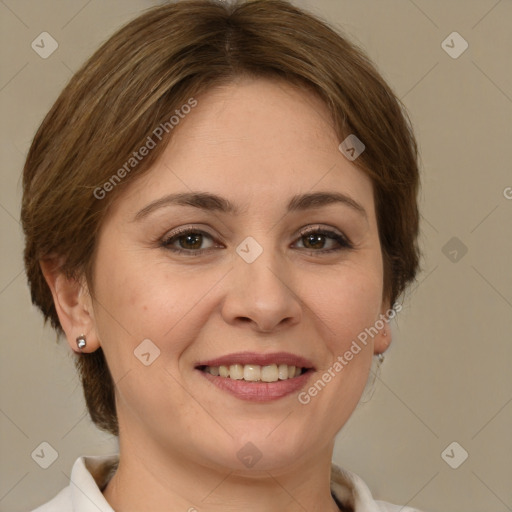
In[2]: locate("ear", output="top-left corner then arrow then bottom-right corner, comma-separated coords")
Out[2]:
40,258 -> 101,354
373,298 -> 393,356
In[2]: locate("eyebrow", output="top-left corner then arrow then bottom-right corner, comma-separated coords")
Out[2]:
133,191 -> 367,221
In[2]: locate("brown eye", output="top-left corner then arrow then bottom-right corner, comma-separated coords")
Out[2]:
302,233 -> 327,250
160,226 -> 352,257
176,232 -> 203,250
295,228 -> 352,253
162,229 -> 216,255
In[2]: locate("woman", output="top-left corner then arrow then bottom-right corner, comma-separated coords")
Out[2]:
22,0 -> 422,510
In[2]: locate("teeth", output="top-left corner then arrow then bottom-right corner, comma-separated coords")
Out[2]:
243,364 -> 261,382
229,364 -> 244,380
203,363 -> 304,381
261,364 -> 278,382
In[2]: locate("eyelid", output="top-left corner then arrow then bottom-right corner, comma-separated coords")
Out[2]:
161,225 -> 221,248
163,225 -> 215,238
296,224 -> 349,240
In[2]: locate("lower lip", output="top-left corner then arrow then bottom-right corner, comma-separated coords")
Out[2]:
197,369 -> 314,402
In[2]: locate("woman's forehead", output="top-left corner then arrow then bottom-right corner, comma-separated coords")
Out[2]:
127,80 -> 367,193
168,78 -> 337,150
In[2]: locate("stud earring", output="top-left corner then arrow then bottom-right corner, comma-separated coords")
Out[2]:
76,335 -> 86,350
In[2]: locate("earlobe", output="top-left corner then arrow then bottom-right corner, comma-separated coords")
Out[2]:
39,258 -> 100,353
373,301 -> 393,355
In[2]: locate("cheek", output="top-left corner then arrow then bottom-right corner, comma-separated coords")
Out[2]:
306,261 -> 384,349
90,248 -> 219,372
89,248 -> 170,373
287,263 -> 383,443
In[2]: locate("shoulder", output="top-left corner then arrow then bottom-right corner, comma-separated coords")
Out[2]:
29,455 -> 118,512
330,463 -> 426,512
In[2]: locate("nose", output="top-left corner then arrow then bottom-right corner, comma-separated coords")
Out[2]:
220,243 -> 302,334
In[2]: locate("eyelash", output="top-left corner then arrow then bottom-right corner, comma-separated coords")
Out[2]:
160,226 -> 353,257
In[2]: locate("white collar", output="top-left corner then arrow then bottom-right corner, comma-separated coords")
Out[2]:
69,455 -> 117,511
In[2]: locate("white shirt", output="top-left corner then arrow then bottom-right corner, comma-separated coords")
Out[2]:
31,455 -> 424,512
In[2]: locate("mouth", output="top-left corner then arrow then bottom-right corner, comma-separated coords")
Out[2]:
197,363 -> 308,382
195,352 -> 315,401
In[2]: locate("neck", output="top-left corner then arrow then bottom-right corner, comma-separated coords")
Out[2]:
102,433 -> 341,512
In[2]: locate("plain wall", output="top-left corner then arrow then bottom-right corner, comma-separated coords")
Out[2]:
1,1 -> 511,511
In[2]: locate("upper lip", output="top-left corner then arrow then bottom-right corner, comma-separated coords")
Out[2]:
196,351 -> 315,369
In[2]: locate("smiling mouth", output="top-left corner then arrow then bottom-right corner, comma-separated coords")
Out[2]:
197,364 -> 308,382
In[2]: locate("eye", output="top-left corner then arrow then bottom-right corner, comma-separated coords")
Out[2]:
160,225 -> 353,257
293,227 -> 353,253
161,228 -> 218,256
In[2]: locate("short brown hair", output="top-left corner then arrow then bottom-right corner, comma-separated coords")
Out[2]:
21,0 -> 421,436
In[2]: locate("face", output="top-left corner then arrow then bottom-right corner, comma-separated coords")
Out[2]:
85,77 -> 388,473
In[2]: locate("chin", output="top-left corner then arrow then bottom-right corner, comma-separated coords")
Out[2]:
215,426 -> 321,474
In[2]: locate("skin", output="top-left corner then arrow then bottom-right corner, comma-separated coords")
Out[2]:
42,76 -> 391,512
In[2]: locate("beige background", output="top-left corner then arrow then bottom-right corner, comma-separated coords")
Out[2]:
1,1 -> 511,511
